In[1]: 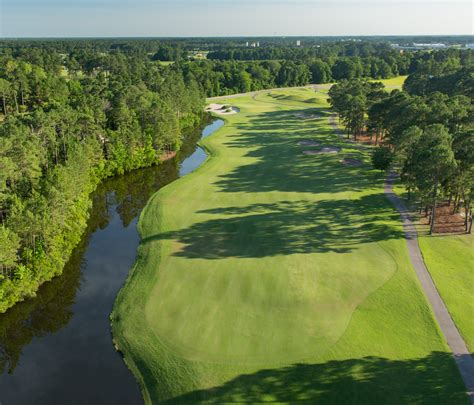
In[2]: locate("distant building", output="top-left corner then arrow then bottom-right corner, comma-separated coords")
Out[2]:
256,42 -> 260,47
296,40 -> 301,47
391,43 -> 448,51
466,44 -> 474,49
246,42 -> 249,47
413,43 -> 446,49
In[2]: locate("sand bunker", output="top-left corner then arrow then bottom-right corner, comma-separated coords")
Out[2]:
341,158 -> 363,167
302,146 -> 341,155
205,103 -> 239,115
298,140 -> 321,147
295,112 -> 321,119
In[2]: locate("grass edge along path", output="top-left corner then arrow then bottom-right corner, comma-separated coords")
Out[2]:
329,114 -> 474,403
385,173 -> 474,404
393,184 -> 474,354
112,87 -> 468,404
418,235 -> 474,352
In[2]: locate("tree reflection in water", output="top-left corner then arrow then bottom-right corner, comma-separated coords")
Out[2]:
0,119 -> 209,377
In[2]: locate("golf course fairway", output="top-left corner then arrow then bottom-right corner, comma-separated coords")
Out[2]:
112,87 -> 468,403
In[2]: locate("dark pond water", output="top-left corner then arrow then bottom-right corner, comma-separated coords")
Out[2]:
0,119 -> 224,405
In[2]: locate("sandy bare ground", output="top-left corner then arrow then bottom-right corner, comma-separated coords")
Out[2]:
420,204 -> 468,234
294,112 -> 322,119
329,115 -> 368,151
298,140 -> 321,147
341,158 -> 363,167
302,147 -> 341,155
205,103 -> 239,115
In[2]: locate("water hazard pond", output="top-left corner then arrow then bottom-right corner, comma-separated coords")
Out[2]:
0,119 -> 225,405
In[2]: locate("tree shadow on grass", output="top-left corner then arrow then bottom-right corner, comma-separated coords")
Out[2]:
216,110 -> 374,195
163,352 -> 468,404
142,194 -> 404,258
233,108 -> 331,133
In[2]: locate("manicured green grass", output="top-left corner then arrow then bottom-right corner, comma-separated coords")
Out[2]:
372,75 -> 408,89
393,184 -> 474,352
112,87 -> 467,403
419,234 -> 474,352
157,61 -> 175,66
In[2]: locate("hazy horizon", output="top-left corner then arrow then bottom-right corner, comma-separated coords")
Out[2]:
2,0 -> 473,38
2,34 -> 474,39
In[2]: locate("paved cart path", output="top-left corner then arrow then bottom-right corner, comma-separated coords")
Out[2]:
384,173 -> 474,404
329,114 -> 474,403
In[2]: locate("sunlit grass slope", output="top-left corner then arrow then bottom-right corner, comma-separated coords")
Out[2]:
393,184 -> 474,353
419,234 -> 474,352
112,85 -> 467,404
371,75 -> 408,89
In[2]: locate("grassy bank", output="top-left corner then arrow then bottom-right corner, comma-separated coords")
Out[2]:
112,85 -> 467,403
393,186 -> 474,353
419,234 -> 474,352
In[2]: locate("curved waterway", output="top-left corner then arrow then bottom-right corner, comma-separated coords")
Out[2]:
0,119 -> 224,405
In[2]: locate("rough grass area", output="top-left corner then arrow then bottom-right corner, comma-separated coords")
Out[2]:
112,87 -> 467,404
419,234 -> 474,352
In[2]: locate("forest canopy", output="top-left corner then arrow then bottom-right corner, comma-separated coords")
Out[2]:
0,37 -> 472,312
328,67 -> 473,234
0,41 -> 205,312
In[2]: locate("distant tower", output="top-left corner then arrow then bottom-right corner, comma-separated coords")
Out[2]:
296,40 -> 301,47
246,42 -> 249,47
257,42 -> 260,47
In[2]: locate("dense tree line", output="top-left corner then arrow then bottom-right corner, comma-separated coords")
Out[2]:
206,44 -> 472,84
207,42 -> 471,62
208,41 -> 401,61
2,38 -> 471,99
0,46 -> 205,312
329,68 -> 473,234
185,47 -> 472,97
181,60 -> 312,96
2,36 -> 470,58
1,37 -> 472,312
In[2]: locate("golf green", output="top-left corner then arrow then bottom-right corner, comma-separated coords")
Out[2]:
112,87 -> 468,403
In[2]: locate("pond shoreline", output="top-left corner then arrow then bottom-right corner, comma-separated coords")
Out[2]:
0,118 -> 224,405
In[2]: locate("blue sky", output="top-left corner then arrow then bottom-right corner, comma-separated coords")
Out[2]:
1,0 -> 473,37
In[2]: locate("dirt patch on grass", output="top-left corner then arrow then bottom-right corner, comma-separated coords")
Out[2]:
355,134 -> 379,145
420,203 -> 469,234
341,158 -> 363,167
302,147 -> 341,155
298,140 -> 321,147
294,112 -> 321,120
